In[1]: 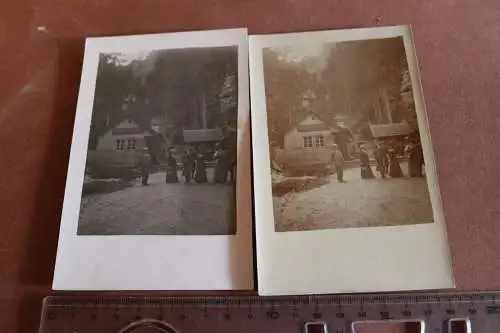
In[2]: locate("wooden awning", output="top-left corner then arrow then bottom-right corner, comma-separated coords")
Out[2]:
368,122 -> 412,139
183,128 -> 223,143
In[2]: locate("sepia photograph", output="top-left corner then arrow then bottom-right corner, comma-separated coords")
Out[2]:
250,26 -> 452,296
262,35 -> 434,232
53,29 -> 254,291
77,45 -> 239,235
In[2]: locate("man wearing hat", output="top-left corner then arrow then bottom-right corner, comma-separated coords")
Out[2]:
375,140 -> 389,179
331,144 -> 345,182
138,147 -> 152,186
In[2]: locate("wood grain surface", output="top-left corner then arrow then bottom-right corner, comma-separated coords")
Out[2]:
1,0 -> 500,332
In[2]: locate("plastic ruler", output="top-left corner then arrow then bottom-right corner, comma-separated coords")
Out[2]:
38,292 -> 500,333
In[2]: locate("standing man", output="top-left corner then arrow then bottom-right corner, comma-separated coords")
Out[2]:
138,147 -> 152,186
228,148 -> 237,184
375,141 -> 389,179
182,146 -> 196,183
416,142 -> 425,177
194,151 -> 208,183
165,147 -> 179,183
359,144 -> 375,179
408,141 -> 424,177
213,144 -> 229,183
331,144 -> 345,183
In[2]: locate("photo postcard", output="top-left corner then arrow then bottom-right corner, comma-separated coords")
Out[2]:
249,25 -> 454,295
52,28 -> 254,290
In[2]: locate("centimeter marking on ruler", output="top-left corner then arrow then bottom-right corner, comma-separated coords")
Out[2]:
42,292 -> 497,306
39,292 -> 500,333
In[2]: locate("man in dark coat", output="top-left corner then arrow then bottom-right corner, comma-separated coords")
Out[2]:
194,151 -> 208,183
359,145 -> 375,179
144,132 -> 166,165
375,141 -> 389,179
227,149 -> 237,183
138,148 -> 152,186
182,147 -> 196,183
408,142 -> 424,177
213,144 -> 229,183
165,147 -> 179,183
331,144 -> 345,182
223,140 -> 237,183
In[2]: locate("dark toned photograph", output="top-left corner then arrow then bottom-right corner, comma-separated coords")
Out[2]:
264,37 -> 434,232
78,46 -> 238,235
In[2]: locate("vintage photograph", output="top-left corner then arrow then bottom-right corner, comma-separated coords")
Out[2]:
53,30 -> 254,291
77,46 -> 239,235
264,36 -> 434,232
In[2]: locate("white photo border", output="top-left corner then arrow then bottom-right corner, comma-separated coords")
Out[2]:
53,28 -> 254,290
249,25 -> 454,295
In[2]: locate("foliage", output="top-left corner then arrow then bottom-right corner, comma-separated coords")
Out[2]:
262,37 -> 412,145
89,54 -> 138,149
144,47 -> 238,142
262,48 -> 316,145
321,37 -> 408,122
88,47 -> 238,148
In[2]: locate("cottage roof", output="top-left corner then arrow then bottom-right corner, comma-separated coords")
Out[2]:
368,122 -> 412,138
285,110 -> 345,135
111,127 -> 148,135
110,118 -> 161,138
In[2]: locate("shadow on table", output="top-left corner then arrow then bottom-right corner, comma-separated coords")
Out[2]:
17,38 -> 83,286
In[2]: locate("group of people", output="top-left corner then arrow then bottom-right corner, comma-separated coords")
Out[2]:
138,144 -> 236,186
359,141 -> 402,180
330,140 -> 425,182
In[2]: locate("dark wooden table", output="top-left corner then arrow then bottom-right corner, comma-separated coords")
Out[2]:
2,1 -> 500,332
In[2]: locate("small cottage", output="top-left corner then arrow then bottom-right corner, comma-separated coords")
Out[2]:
282,112 -> 340,170
284,113 -> 335,150
96,118 -> 149,152
87,119 -> 156,175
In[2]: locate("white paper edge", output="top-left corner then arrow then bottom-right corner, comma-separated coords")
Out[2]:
52,28 -> 254,290
249,25 -> 454,295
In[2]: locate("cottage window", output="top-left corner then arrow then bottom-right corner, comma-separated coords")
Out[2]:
115,139 -> 125,150
315,135 -> 325,147
303,136 -> 313,148
126,139 -> 136,150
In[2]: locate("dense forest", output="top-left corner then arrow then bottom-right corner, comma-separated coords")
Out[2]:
88,46 -> 238,149
263,37 -> 415,145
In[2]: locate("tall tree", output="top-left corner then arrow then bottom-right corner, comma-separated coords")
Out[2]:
321,37 -> 407,123
89,54 -> 138,149
262,48 -> 316,145
143,46 -> 238,143
89,47 -> 239,147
